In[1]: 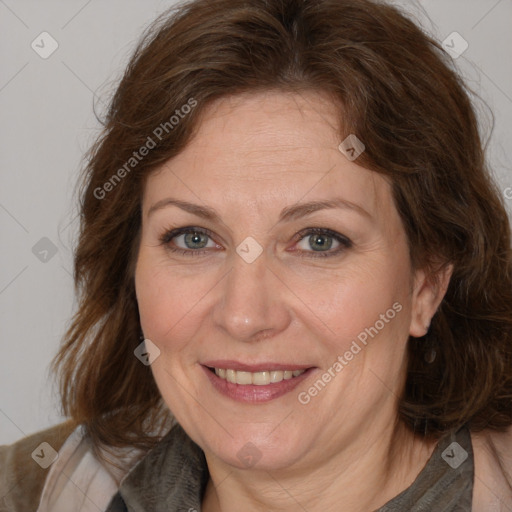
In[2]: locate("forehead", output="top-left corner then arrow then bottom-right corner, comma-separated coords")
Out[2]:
143,91 -> 394,221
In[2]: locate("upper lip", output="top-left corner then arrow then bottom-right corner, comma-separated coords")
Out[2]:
202,360 -> 314,372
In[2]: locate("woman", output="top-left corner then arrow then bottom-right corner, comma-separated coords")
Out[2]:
1,0 -> 511,510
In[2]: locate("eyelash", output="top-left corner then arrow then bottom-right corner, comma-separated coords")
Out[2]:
158,226 -> 353,259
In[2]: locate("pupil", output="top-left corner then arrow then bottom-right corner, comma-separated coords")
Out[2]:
185,232 -> 207,249
310,234 -> 332,251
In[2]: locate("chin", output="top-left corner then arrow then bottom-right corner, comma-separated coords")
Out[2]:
201,427 -> 308,471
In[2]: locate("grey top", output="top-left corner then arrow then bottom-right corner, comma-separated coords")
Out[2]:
105,423 -> 474,512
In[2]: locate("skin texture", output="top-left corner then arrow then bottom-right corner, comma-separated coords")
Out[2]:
134,91 -> 453,512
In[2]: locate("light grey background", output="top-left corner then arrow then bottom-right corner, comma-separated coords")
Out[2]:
1,0 -> 511,445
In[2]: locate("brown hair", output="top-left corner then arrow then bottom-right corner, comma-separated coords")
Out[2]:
52,0 -> 512,456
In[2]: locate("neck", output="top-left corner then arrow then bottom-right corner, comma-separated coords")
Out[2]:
201,420 -> 438,512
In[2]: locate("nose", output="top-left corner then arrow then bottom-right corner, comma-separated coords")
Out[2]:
212,250 -> 291,343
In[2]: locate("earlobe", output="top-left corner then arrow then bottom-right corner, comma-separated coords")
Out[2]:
409,263 -> 453,338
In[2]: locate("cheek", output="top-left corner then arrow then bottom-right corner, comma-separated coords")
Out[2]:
135,232 -> 413,362
299,257 -> 410,347
135,252 -> 217,347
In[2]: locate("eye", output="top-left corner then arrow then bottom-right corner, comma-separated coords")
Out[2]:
293,227 -> 352,258
159,227 -> 219,256
159,226 -> 352,258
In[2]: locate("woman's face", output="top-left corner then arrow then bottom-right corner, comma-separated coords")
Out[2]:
135,91 -> 434,471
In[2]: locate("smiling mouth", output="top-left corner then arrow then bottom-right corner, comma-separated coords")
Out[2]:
206,367 -> 307,385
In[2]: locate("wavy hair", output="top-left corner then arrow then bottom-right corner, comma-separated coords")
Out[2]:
52,0 -> 512,457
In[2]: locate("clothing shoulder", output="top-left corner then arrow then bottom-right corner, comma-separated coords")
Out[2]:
0,420 -> 76,512
471,426 -> 512,511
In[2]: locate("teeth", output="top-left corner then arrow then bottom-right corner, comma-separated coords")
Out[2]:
213,368 -> 306,385
253,371 -> 270,385
236,371 -> 252,385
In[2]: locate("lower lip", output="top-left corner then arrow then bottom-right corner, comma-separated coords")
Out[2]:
201,365 -> 315,403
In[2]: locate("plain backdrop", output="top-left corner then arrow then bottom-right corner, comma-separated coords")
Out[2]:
1,0 -> 511,445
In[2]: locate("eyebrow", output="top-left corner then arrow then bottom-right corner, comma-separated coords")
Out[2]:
147,197 -> 372,222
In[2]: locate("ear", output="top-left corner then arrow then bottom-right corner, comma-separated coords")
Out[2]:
409,263 -> 453,337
